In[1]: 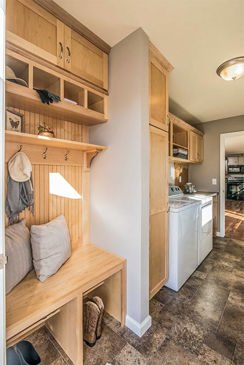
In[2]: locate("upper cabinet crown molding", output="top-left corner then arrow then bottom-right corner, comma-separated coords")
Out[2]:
6,0 -> 109,91
149,42 -> 174,73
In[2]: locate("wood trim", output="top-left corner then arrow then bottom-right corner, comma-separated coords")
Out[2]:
149,42 -> 173,73
33,0 -> 111,54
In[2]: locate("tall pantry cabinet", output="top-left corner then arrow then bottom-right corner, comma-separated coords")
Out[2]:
149,44 -> 173,298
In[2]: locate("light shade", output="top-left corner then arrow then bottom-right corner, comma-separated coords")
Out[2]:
217,57 -> 244,81
49,172 -> 81,199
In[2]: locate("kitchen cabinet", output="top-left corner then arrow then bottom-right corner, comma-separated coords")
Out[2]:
64,27 -> 108,90
7,0 -> 65,67
149,44 -> 173,132
189,131 -> 203,163
6,0 -> 109,90
149,126 -> 168,298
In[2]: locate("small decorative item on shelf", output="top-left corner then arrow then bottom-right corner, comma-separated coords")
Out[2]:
6,109 -> 24,132
37,123 -> 54,138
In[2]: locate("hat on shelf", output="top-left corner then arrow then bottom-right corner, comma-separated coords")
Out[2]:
6,66 -> 28,87
8,152 -> 32,182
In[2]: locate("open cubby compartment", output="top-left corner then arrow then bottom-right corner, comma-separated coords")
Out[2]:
64,80 -> 85,107
173,123 -> 188,149
88,91 -> 104,114
83,270 -> 123,325
33,67 -> 60,96
6,55 -> 29,87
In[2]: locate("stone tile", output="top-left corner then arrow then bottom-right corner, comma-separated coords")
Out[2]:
26,326 -> 60,365
103,312 -> 125,336
192,270 -> 208,280
204,332 -> 236,360
120,320 -> 168,357
228,289 -> 244,310
149,298 -> 165,322
189,281 -> 229,323
113,344 -> 147,365
197,344 -> 233,365
83,325 -> 126,365
218,302 -> 244,343
233,340 -> 244,365
148,340 -> 204,365
197,257 -> 215,274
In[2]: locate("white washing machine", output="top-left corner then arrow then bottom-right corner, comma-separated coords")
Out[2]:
166,186 -> 201,291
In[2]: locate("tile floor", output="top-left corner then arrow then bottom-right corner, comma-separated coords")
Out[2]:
26,237 -> 244,365
225,200 -> 244,240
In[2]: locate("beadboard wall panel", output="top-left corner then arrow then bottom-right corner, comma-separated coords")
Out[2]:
7,107 -> 89,143
5,109 -> 90,248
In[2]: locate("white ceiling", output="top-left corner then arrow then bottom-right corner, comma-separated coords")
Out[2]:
55,0 -> 244,123
225,132 -> 244,154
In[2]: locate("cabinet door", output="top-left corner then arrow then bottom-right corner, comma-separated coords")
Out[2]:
189,131 -> 197,162
64,27 -> 108,90
149,126 -> 168,298
196,134 -> 204,162
6,0 -> 65,67
150,55 -> 169,132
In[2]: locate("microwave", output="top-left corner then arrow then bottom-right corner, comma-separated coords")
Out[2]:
228,166 -> 244,174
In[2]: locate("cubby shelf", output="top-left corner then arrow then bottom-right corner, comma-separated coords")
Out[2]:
5,130 -> 106,154
6,81 -> 107,126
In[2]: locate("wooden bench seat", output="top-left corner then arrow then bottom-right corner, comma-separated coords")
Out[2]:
7,243 -> 126,364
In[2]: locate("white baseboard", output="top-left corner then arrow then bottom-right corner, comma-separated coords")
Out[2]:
216,231 -> 224,237
125,314 -> 152,337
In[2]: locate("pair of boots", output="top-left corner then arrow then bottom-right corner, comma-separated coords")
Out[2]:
83,296 -> 104,347
7,341 -> 41,365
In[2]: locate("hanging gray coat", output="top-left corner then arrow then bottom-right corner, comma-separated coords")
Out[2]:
6,151 -> 34,224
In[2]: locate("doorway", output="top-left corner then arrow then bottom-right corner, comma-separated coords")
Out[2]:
220,131 -> 244,239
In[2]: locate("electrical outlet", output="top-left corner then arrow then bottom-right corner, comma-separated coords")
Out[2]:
212,178 -> 217,185
179,176 -> 182,183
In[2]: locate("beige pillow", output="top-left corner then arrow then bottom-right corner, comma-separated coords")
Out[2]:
30,215 -> 71,282
5,220 -> 33,294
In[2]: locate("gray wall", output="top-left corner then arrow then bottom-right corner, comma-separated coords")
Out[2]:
90,29 -> 150,335
189,115 -> 244,192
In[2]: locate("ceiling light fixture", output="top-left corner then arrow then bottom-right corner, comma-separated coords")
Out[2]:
216,57 -> 244,81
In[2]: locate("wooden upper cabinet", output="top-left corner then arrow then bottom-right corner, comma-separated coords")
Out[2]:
189,131 -> 203,163
64,28 -> 108,90
149,44 -> 173,132
6,0 -> 109,90
6,0 -> 65,67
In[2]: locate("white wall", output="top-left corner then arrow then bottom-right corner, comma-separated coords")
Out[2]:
90,28 -> 151,336
0,1 -> 6,363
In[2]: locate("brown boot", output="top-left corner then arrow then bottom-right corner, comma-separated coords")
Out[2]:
92,296 -> 104,339
83,300 -> 100,347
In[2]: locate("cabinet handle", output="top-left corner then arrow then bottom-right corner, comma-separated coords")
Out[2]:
58,42 -> 63,60
66,46 -> 71,63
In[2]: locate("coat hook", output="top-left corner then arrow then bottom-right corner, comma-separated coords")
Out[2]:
18,144 -> 23,152
42,147 -> 48,160
64,150 -> 70,161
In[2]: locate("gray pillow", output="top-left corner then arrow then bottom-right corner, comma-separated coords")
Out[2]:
5,220 -> 33,294
30,215 -> 71,282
